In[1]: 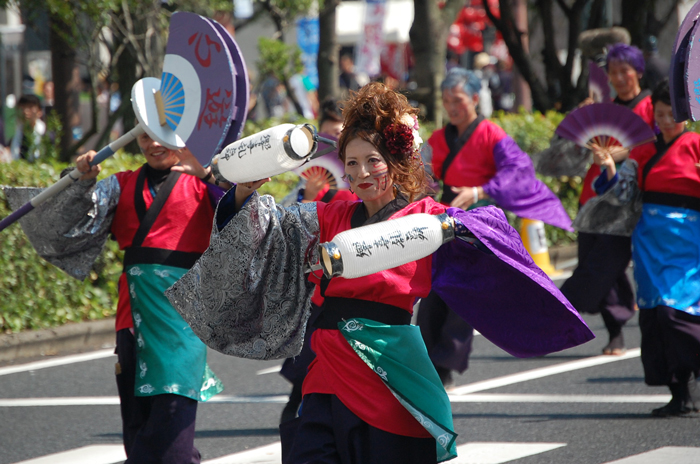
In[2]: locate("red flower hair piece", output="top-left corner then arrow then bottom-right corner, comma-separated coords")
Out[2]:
383,123 -> 414,156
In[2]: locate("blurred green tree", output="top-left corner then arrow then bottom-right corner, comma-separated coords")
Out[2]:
1,0 -> 237,160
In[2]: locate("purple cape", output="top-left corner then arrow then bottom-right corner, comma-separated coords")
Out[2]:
433,206 -> 594,358
483,137 -> 573,231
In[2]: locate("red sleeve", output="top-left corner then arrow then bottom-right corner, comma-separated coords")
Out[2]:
329,190 -> 359,202
316,199 -> 356,242
312,183 -> 331,202
633,96 -> 655,129
642,132 -> 700,197
313,187 -> 359,203
113,170 -> 133,188
389,196 -> 446,218
629,141 -> 657,177
486,120 -> 507,149
428,128 -> 449,180
315,200 -> 327,239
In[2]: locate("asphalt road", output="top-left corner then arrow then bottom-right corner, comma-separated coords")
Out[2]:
1,311 -> 699,464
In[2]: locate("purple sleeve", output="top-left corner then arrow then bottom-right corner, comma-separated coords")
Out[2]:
205,181 -> 227,210
431,206 -> 594,358
482,136 -> 573,231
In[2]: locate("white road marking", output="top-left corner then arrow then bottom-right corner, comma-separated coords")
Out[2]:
208,395 -> 289,404
256,365 -> 282,375
0,394 -> 291,407
11,445 -> 125,464
604,446 -> 700,464
450,348 -> 641,395
203,442 -> 281,464
0,393 -> 669,408
556,258 -> 578,270
448,393 -> 669,403
452,442 -> 565,464
0,397 -> 120,407
14,443 -> 699,464
0,349 -> 115,377
198,441 -> 566,464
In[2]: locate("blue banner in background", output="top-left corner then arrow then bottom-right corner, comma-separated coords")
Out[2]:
296,17 -> 320,89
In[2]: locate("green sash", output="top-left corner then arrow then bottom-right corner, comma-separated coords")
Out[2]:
339,318 -> 458,462
126,263 -> 223,401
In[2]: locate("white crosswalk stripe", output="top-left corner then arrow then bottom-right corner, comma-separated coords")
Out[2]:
11,445 -> 125,464
204,441 -> 569,464
0,393 -> 672,408
451,442 -> 565,464
7,442 -> 565,464
10,441 -> 700,464
0,349 -> 115,377
449,349 -> 641,395
603,446 -> 700,464
3,347 -> 693,464
202,442 -> 280,464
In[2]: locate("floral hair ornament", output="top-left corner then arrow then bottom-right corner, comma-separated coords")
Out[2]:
383,114 -> 423,156
403,114 -> 423,152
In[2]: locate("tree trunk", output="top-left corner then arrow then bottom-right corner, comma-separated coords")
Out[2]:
409,0 -> 458,124
115,45 -> 140,155
484,0 -> 551,111
511,0 -> 531,111
69,83 -> 98,154
620,0 -> 680,47
538,0 -> 563,104
49,13 -> 77,162
558,0 -> 587,111
282,77 -> 305,116
318,0 -> 340,102
621,0 -> 653,46
586,0 -> 608,29
113,3 -> 157,155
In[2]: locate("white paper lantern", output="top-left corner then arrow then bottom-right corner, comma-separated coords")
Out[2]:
319,213 -> 455,279
214,124 -> 317,183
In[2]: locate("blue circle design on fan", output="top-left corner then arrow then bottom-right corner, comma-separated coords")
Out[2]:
159,72 -> 185,131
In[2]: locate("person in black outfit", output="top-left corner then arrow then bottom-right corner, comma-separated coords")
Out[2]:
642,36 -> 669,92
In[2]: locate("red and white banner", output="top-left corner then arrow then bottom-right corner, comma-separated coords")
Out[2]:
355,0 -> 386,77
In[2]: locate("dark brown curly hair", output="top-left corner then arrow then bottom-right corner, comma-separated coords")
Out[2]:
338,82 -> 429,202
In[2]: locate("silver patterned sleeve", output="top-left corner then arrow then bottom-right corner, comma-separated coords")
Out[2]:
572,159 -> 642,236
166,191 -> 321,361
2,175 -> 121,280
533,135 -> 592,178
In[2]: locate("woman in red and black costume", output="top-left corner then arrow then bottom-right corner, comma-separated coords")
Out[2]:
418,67 -> 572,387
588,80 -> 700,416
561,43 -> 656,356
279,97 -> 358,424
167,83 -> 592,463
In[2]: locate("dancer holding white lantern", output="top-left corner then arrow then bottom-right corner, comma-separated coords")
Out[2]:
167,83 -> 593,464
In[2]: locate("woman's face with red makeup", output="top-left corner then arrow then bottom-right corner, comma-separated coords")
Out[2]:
343,138 -> 394,204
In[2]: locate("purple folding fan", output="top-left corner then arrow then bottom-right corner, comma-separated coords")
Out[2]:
685,19 -> 700,122
555,103 -> 656,150
588,61 -> 610,103
670,1 -> 700,122
207,19 -> 249,148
